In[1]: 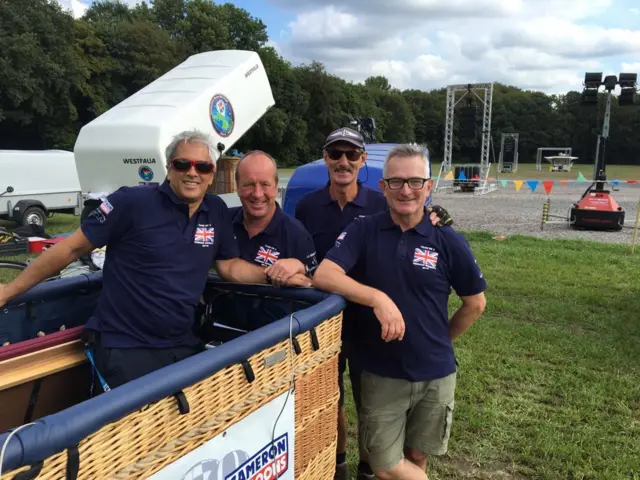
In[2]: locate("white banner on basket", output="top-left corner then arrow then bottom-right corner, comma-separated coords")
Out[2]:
149,390 -> 295,480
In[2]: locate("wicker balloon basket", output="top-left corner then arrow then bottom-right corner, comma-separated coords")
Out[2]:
6,313 -> 343,479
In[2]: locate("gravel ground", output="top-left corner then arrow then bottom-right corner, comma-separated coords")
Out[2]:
432,183 -> 640,244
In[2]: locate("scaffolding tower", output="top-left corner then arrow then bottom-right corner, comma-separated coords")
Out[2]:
498,133 -> 519,173
435,82 -> 496,195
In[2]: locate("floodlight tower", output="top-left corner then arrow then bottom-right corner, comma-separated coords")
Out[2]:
348,116 -> 377,144
570,71 -> 637,230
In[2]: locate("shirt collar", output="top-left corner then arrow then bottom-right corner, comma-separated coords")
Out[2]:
380,208 -> 433,238
159,179 -> 209,212
320,181 -> 369,207
233,202 -> 284,236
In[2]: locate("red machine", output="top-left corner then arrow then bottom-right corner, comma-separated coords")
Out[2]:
570,72 -> 636,231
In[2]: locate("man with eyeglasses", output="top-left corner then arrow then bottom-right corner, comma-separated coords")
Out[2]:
0,130 -> 278,392
294,128 -> 453,480
313,143 -> 487,480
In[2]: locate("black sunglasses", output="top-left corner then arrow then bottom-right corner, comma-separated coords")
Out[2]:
171,158 -> 214,174
325,149 -> 363,161
383,177 -> 430,190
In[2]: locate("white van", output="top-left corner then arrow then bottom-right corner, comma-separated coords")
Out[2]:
0,150 -> 82,227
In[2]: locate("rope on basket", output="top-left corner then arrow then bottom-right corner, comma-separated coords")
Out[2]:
109,342 -> 341,479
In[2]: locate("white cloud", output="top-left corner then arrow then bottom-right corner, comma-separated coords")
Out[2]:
270,0 -> 634,94
630,8 -> 640,15
54,0 -> 88,18
55,0 -> 144,18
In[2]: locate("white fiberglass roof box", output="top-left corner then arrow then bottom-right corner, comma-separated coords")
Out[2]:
73,50 -> 274,196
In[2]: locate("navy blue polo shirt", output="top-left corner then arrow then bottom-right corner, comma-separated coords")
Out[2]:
230,204 -> 318,273
325,209 -> 487,381
81,180 -> 239,349
294,182 -> 387,263
294,182 -> 388,351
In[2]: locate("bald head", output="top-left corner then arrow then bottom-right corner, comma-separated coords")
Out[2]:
235,150 -> 278,186
235,150 -> 279,221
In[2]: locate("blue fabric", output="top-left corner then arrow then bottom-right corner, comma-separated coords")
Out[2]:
325,209 -> 487,381
80,181 -> 239,349
294,182 -> 387,351
0,280 -> 346,473
230,204 -> 317,273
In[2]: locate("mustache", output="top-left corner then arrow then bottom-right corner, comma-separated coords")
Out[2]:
333,166 -> 353,173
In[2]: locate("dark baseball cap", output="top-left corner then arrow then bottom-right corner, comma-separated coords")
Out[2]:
323,127 -> 365,150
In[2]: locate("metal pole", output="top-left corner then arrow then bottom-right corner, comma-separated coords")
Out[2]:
595,90 -> 612,191
632,199 -> 640,254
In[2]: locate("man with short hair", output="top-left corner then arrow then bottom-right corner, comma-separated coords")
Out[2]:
294,128 -> 453,480
204,150 -> 316,334
232,150 -> 316,288
313,143 -> 487,480
0,130 -> 286,391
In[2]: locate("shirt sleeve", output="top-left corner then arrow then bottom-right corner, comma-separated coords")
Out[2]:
445,231 -> 487,296
80,188 -> 132,249
214,201 -> 240,261
323,217 -> 365,274
292,227 -> 319,275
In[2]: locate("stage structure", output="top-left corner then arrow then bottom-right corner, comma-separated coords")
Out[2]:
435,83 -> 496,195
498,133 -> 519,173
544,153 -> 578,172
535,147 -> 572,171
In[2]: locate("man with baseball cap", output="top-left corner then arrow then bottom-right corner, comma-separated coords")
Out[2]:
295,127 -> 453,480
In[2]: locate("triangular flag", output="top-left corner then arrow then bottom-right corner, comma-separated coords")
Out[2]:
444,170 -> 454,180
514,180 -> 523,192
500,180 -> 508,188
543,180 -> 554,195
527,180 -> 539,192
576,171 -> 587,182
560,180 -> 569,185
458,170 -> 467,180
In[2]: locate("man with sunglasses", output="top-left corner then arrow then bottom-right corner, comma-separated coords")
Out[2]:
294,128 -> 453,480
313,143 -> 487,480
0,130 -> 276,392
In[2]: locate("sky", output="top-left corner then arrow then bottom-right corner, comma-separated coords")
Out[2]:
56,0 -> 640,95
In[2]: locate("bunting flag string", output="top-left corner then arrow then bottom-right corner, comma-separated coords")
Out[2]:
435,170 -> 640,189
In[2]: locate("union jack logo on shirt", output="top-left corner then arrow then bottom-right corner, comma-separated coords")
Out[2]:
194,226 -> 215,245
413,247 -> 439,270
255,246 -> 280,266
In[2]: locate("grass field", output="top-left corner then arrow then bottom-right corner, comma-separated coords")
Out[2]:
341,232 -> 640,479
2,194 -> 639,479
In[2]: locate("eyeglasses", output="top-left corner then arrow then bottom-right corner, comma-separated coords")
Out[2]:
171,158 -> 214,174
325,149 -> 363,161
383,177 -> 430,190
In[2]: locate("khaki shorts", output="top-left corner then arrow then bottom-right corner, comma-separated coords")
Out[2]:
358,370 -> 457,473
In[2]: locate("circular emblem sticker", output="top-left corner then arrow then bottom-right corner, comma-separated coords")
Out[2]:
138,166 -> 154,181
210,94 -> 234,137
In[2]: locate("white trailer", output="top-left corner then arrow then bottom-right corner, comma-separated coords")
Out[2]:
73,49 -> 275,215
0,150 -> 82,227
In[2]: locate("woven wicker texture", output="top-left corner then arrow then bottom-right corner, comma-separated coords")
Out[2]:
297,440 -> 339,480
7,313 -> 342,480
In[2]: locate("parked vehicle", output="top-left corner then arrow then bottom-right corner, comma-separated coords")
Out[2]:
0,150 -> 82,227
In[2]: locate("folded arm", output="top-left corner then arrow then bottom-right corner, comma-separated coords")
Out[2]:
313,259 -> 405,341
215,258 -> 269,284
